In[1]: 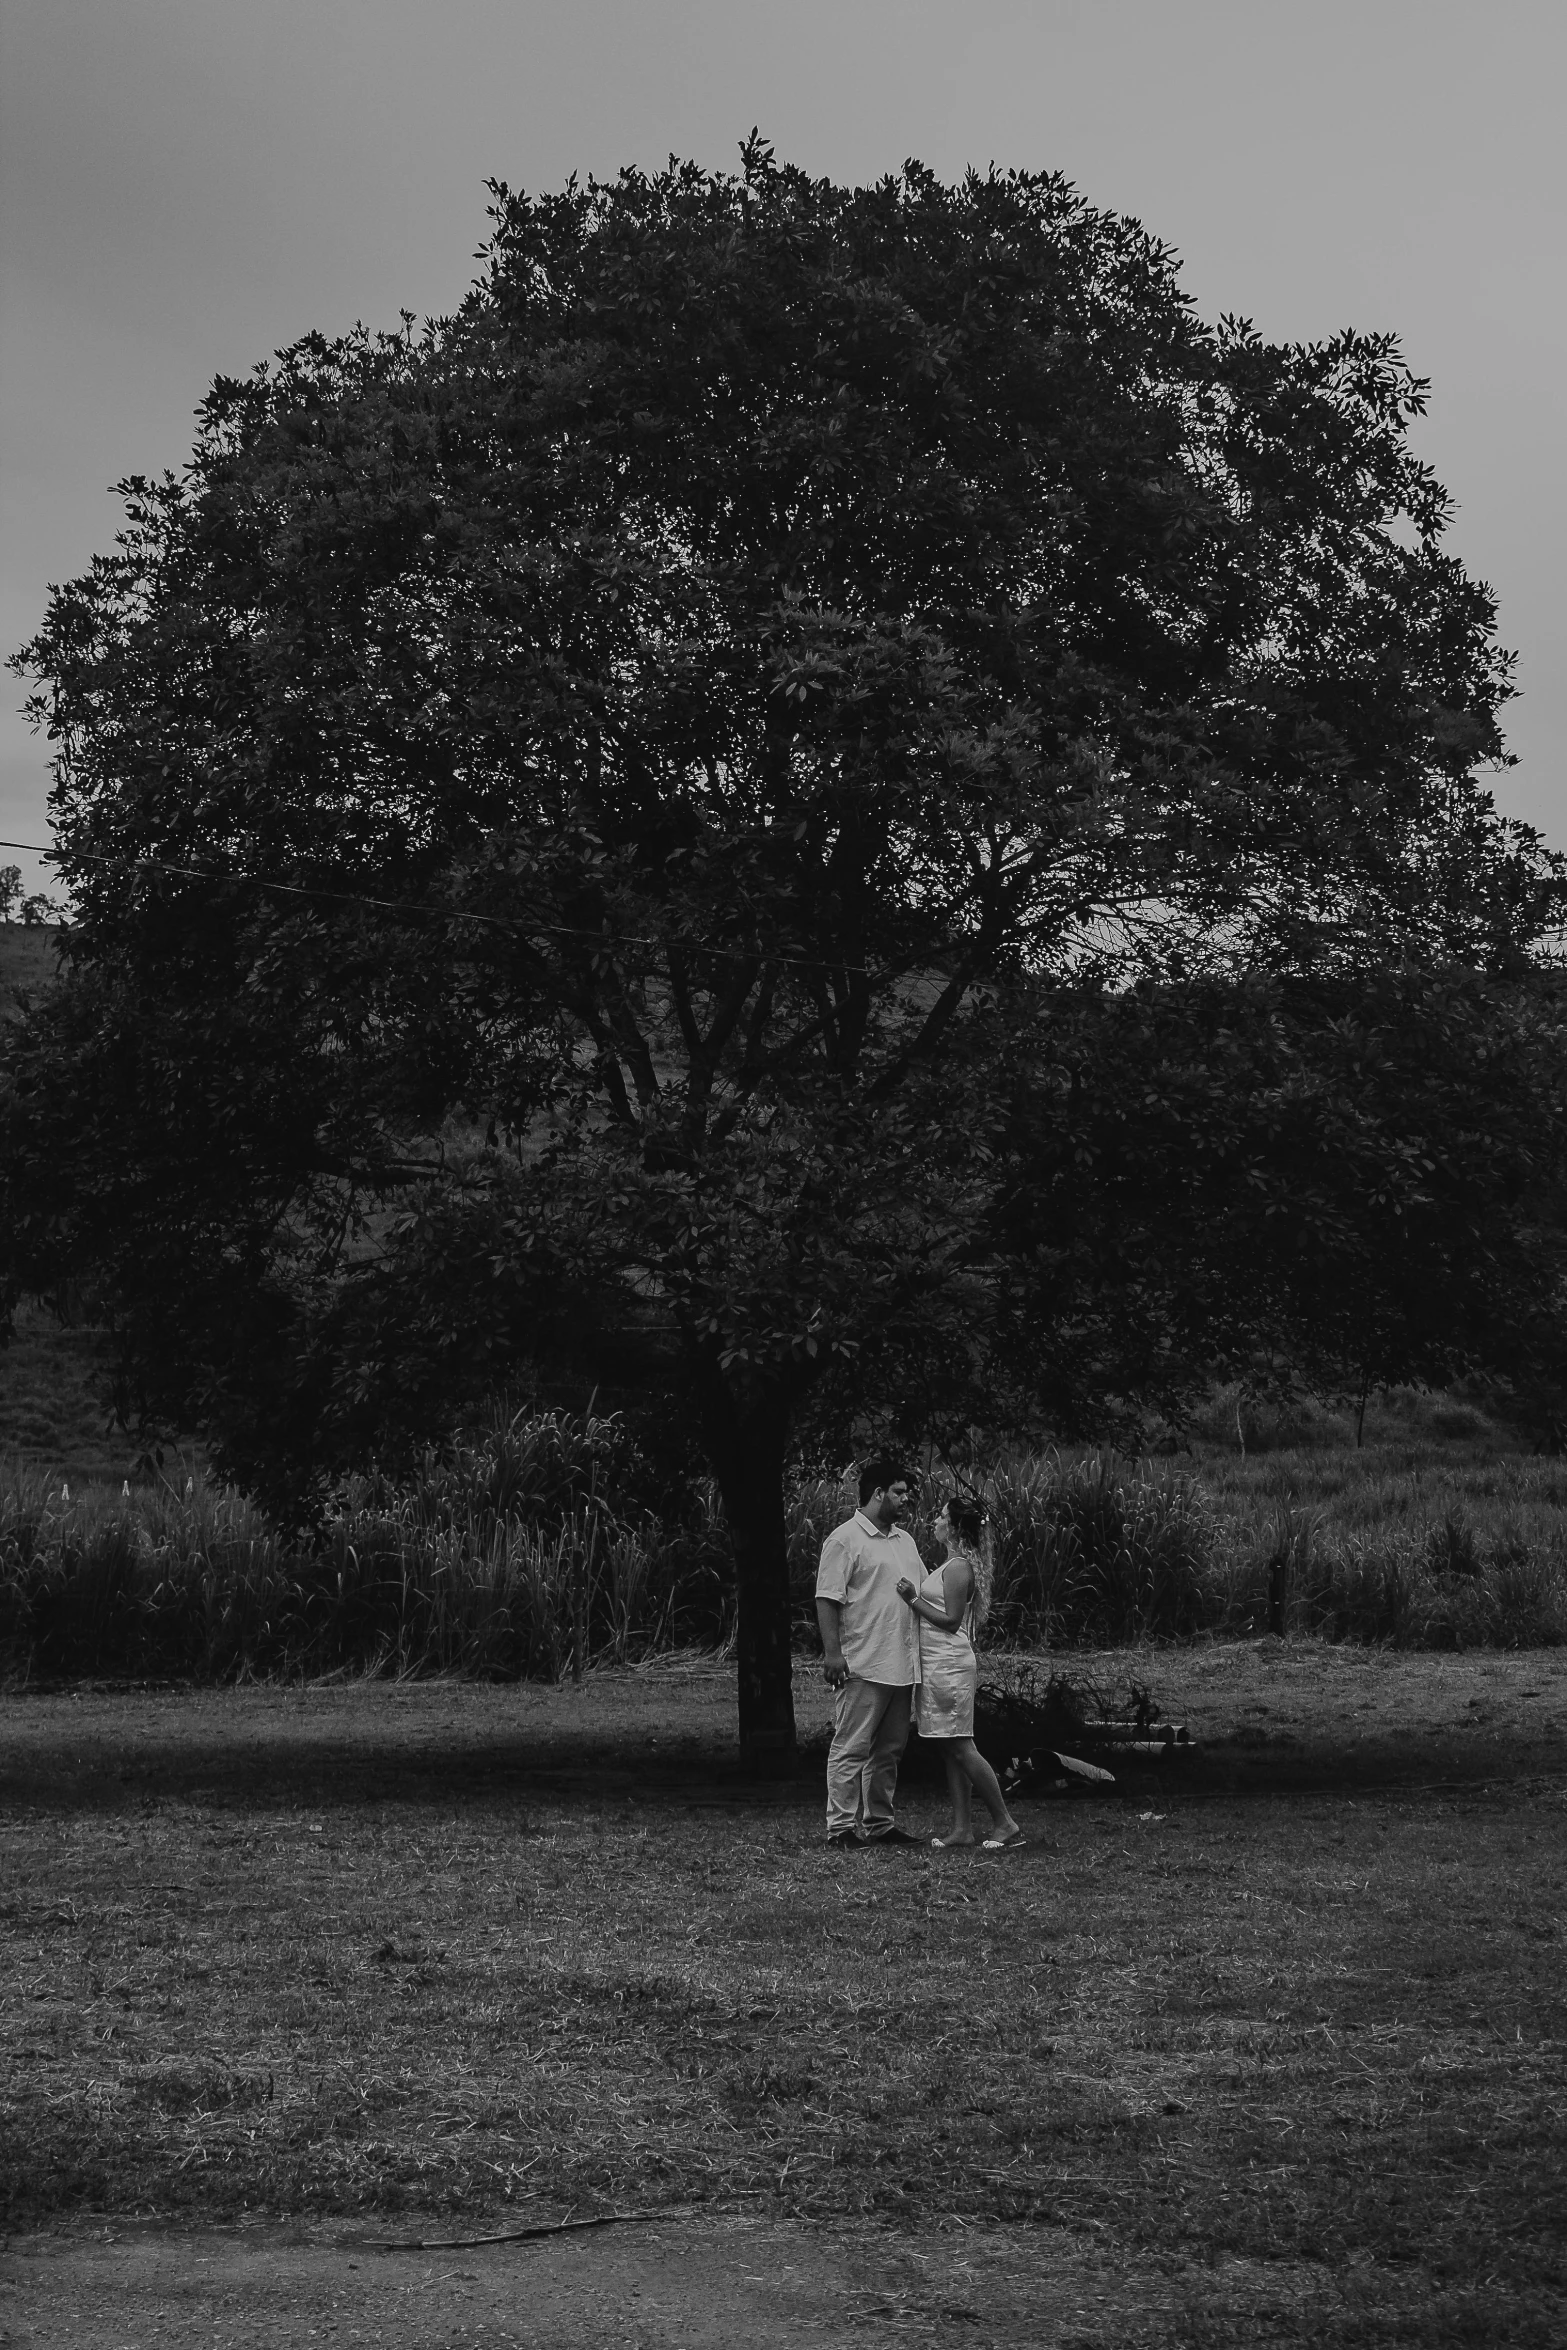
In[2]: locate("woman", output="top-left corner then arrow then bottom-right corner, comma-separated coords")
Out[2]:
896,1495 -> 1025,1849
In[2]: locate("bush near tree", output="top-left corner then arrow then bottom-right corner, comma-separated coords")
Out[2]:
6,142 -> 1565,1769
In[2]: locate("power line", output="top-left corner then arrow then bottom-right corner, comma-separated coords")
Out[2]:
0,836 -> 874,980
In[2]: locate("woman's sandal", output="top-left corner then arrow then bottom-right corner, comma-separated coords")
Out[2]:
981,1830 -> 1027,1850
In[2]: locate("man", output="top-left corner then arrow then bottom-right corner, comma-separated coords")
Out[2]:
815,1458 -> 924,1847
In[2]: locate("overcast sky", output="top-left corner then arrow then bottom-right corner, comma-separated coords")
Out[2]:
3,0 -> 1563,897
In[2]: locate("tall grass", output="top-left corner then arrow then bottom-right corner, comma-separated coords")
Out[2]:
0,1469 -> 287,1680
981,1452 -> 1209,1643
4,1395 -> 1566,1683
782,1453 -> 1207,1644
1206,1504 -> 1567,1648
0,1407 -> 728,1683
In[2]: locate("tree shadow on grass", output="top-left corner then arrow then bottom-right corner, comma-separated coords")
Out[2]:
2,1685 -> 1563,1816
0,1690 -> 833,1815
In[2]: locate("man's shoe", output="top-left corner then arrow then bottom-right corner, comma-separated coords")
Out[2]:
863,1826 -> 922,1847
825,1831 -> 865,1849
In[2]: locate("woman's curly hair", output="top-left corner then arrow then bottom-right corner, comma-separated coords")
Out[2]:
943,1492 -> 992,1630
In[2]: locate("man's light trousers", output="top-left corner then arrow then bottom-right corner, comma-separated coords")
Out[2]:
825,1678 -> 913,1839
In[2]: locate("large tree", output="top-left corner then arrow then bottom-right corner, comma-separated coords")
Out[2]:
6,144 -> 1558,1768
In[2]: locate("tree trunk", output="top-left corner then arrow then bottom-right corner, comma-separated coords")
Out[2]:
699,1383 -> 799,1780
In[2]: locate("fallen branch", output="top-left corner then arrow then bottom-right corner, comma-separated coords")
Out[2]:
356,2207 -> 689,2253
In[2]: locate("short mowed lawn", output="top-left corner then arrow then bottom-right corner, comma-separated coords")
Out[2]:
3,1646 -> 1565,2348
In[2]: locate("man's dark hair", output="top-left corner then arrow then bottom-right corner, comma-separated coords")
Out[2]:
858,1456 -> 912,1505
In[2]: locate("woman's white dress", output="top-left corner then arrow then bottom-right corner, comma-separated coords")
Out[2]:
912,1563 -> 976,1740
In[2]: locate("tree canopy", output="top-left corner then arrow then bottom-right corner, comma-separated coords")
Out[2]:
6,143 -> 1562,1768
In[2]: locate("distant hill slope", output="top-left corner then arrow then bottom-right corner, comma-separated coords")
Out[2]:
0,922 -> 62,1022
0,1305 -> 142,1484
0,927 -> 136,1482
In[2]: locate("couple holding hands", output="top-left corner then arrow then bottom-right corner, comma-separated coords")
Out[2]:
815,1457 -> 1025,1851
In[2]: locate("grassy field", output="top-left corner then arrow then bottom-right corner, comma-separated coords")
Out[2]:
4,1648 -> 1565,2346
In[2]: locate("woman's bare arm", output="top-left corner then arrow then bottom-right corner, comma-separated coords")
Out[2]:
899,1560 -> 973,1632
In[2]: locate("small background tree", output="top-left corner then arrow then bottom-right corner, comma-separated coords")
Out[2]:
0,865 -> 59,927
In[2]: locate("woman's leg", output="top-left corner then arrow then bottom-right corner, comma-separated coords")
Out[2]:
934,1748 -> 976,1846
953,1739 -> 1022,1841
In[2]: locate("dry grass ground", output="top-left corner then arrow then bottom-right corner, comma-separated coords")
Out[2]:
3,1646 -> 1566,2347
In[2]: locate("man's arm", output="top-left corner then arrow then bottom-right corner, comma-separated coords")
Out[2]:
816,1597 -> 849,1689
815,1525 -> 853,1688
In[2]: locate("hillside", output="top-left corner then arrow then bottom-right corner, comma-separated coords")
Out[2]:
1,934 -> 137,1481
0,922 -> 62,1022
0,1302 -> 141,1483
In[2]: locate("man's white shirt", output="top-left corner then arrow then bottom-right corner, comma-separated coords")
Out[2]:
815,1509 -> 923,1686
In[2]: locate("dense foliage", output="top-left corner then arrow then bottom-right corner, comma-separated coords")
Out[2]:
6,143 -> 1562,1763
998,966 -> 1567,1438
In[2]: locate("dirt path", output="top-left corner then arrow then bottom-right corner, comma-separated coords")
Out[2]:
3,2210 -> 1343,2349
